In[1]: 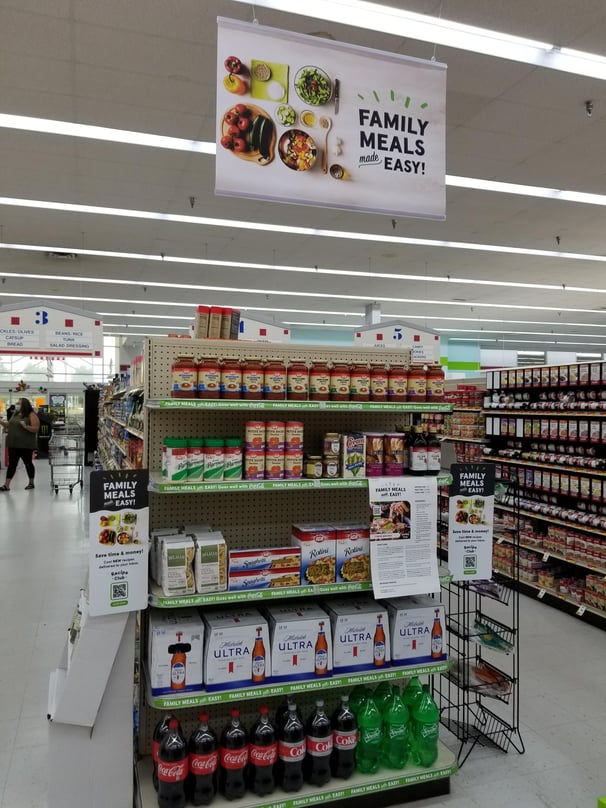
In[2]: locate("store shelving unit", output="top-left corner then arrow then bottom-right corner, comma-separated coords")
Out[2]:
136,337 -> 456,808
483,359 -> 606,627
98,385 -> 144,471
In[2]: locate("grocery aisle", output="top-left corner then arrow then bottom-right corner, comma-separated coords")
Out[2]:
1,459 -> 605,808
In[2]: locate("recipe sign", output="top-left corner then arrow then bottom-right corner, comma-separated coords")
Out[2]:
88,469 -> 149,616
448,463 -> 495,581
216,18 -> 446,220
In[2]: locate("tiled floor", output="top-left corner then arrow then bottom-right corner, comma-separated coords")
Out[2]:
0,459 -> 604,807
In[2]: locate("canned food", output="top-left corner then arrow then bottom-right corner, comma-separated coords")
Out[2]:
265,450 -> 285,479
285,421 -> 304,451
266,421 -> 286,451
284,450 -> 303,479
245,421 -> 266,451
244,450 -> 265,480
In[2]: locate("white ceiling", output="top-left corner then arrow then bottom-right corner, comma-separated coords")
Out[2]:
3,0 -> 606,353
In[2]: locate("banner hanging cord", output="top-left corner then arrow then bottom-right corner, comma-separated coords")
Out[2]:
431,0 -> 445,61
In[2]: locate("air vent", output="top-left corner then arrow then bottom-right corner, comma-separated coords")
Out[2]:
46,252 -> 78,260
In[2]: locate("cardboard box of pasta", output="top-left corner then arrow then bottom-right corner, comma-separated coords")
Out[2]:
192,531 -> 227,594
385,596 -> 446,666
202,607 -> 271,691
324,597 -> 390,673
331,522 -> 370,584
228,547 -> 301,574
148,608 -> 204,695
291,523 -> 336,586
228,568 -> 301,591
160,536 -> 196,596
150,528 -> 182,585
265,604 -> 332,681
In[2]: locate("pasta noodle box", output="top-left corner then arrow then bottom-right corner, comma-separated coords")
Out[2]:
331,523 -> 370,584
148,608 -> 204,695
323,598 -> 390,673
228,547 -> 301,573
384,596 -> 446,666
150,528 -> 184,585
192,531 -> 227,594
202,608 -> 271,691
291,524 -> 336,586
160,536 -> 196,596
227,568 -> 301,591
265,604 -> 333,681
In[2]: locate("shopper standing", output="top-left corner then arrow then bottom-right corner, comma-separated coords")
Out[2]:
0,398 -> 40,490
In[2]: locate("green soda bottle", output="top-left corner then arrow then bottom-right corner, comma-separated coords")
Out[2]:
411,684 -> 440,767
402,676 -> 423,712
380,685 -> 409,769
354,694 -> 383,774
373,681 -> 393,715
349,685 -> 370,716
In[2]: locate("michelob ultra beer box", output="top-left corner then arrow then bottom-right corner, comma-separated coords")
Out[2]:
291,523 -> 336,586
331,522 -> 370,584
384,596 -> 446,666
148,608 -> 204,696
324,597 -> 390,673
202,607 -> 271,691
265,604 -> 333,681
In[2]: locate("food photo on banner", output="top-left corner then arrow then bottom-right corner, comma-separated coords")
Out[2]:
215,17 -> 446,219
88,469 -> 149,616
448,463 -> 495,581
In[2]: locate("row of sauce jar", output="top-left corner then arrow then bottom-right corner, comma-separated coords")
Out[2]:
171,356 -> 445,402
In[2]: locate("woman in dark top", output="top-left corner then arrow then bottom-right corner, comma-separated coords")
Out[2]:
0,397 -> 40,490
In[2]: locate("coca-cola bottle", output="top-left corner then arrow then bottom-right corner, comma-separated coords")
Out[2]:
157,718 -> 188,808
247,705 -> 277,796
276,702 -> 306,792
303,698 -> 332,786
188,712 -> 218,806
152,714 -> 177,791
219,708 -> 249,801
274,696 -> 298,732
330,694 -> 358,779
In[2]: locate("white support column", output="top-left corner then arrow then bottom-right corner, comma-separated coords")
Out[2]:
364,302 -> 381,325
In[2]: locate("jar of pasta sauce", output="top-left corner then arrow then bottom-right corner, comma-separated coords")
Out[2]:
370,363 -> 389,402
388,365 -> 408,402
407,366 -> 427,402
426,366 -> 445,402
287,361 -> 309,400
350,363 -> 370,401
171,355 -> 198,398
220,359 -> 242,399
264,359 -> 287,400
309,361 -> 330,401
330,362 -> 351,401
242,359 -> 264,400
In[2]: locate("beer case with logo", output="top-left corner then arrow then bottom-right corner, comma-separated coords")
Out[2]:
384,596 -> 447,666
148,608 -> 204,695
265,603 -> 333,681
202,607 -> 271,691
291,523 -> 336,586
323,597 -> 390,673
331,522 -> 370,584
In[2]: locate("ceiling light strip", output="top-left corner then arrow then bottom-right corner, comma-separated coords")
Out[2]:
231,0 -> 606,80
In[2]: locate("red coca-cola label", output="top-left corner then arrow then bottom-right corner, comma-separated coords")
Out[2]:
249,743 -> 278,766
306,735 -> 333,756
220,746 -> 249,770
333,729 -> 358,750
157,759 -> 188,783
278,739 -> 306,761
189,751 -> 218,775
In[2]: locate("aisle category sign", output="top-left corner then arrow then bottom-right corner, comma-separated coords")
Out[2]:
216,17 -> 446,220
448,463 -> 495,581
88,470 -> 149,616
0,302 -> 103,356
368,476 -> 441,598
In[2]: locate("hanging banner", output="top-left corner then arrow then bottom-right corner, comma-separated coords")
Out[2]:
0,302 -> 103,356
88,469 -> 149,616
448,463 -> 495,580
369,476 -> 440,599
216,18 -> 446,220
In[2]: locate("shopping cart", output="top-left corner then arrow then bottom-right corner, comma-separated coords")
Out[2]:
48,427 -> 84,494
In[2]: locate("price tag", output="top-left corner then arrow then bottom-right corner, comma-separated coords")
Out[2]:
542,552 -> 550,562
576,605 -> 586,617
497,538 -> 504,545
537,588 -> 546,599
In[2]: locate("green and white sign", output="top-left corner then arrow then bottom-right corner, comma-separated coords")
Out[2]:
448,463 -> 495,581
88,469 -> 149,616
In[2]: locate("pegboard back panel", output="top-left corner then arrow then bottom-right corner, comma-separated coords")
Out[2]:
145,408 -> 412,475
145,337 -> 411,399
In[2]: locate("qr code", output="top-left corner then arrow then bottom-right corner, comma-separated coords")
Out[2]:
464,554 -> 477,569
111,582 -> 128,600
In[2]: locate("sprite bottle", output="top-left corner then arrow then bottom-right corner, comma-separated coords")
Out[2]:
354,694 -> 382,774
402,676 -> 423,713
380,685 -> 409,769
410,684 -> 440,767
373,681 -> 393,715
349,685 -> 370,716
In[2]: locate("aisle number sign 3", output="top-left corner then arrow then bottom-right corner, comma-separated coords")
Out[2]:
0,302 -> 103,356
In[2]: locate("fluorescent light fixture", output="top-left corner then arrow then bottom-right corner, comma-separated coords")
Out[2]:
283,321 -> 362,328
384,315 -> 606,328
446,175 -> 606,207
577,353 -> 603,358
517,351 -> 544,356
4,200 -> 606,266
435,329 -> 606,338
233,0 -> 606,80
103,323 -> 190,330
